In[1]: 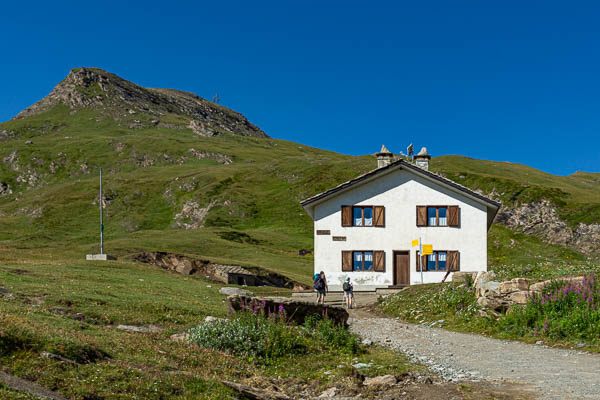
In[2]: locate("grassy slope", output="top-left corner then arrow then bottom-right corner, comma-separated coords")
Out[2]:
431,156 -> 600,225
0,105 -> 375,285
0,249 -> 417,399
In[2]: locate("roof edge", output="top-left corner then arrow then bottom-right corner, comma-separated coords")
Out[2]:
300,159 -> 501,211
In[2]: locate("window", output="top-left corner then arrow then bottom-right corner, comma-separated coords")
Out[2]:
343,251 -> 385,272
427,207 -> 448,226
342,206 -> 385,227
352,206 -> 373,226
418,251 -> 448,271
353,251 -> 373,271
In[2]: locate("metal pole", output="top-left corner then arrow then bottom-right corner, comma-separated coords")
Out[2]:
419,236 -> 423,284
100,168 -> 104,255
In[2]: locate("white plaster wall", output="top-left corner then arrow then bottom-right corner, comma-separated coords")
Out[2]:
312,168 -> 488,291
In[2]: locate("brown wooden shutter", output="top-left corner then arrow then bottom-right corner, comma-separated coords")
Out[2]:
341,206 -> 352,227
416,206 -> 427,226
448,251 -> 460,271
373,251 -> 385,271
448,206 -> 460,227
373,206 -> 385,227
342,251 -> 353,272
416,251 -> 421,271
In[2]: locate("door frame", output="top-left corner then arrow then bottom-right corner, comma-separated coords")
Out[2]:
392,250 -> 410,286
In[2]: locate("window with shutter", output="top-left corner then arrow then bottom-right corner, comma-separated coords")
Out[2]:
448,251 -> 460,271
448,206 -> 460,227
416,250 -> 453,271
416,206 -> 427,226
374,206 -> 385,227
342,251 -> 352,271
374,251 -> 385,271
341,206 -> 352,227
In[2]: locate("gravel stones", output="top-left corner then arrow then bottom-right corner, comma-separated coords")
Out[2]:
350,317 -> 600,399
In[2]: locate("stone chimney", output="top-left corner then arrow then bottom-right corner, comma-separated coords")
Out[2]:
413,147 -> 431,170
376,144 -> 394,168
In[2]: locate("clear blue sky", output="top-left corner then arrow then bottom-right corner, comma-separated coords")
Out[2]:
1,1 -> 599,175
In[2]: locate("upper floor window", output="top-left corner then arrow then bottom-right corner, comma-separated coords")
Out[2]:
417,205 -> 460,227
353,206 -> 373,226
341,206 -> 385,227
427,207 -> 447,226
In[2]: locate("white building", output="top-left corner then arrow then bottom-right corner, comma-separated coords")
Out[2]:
301,146 -> 500,291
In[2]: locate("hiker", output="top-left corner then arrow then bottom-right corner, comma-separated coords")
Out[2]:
314,271 -> 328,304
313,273 -> 321,302
343,276 -> 354,308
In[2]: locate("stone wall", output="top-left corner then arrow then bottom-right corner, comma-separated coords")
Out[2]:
464,271 -> 587,313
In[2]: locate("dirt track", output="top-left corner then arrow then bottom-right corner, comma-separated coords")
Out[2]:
350,316 -> 600,399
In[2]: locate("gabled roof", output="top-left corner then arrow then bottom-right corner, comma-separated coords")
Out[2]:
301,158 -> 501,229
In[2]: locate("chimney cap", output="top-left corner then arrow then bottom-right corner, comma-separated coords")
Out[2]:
414,146 -> 431,159
376,144 -> 392,155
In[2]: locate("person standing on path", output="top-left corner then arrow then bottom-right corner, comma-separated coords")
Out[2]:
343,276 -> 354,308
314,271 -> 328,304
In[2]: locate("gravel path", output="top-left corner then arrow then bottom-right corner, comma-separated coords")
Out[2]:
350,317 -> 600,399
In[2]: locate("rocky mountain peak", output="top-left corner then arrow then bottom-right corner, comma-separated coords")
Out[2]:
13,67 -> 268,138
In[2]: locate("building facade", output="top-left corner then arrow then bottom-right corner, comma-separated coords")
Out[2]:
301,150 -> 500,291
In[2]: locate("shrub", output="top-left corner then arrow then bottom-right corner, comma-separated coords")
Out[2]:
499,274 -> 600,340
189,309 -> 361,364
188,312 -> 305,364
303,314 -> 360,355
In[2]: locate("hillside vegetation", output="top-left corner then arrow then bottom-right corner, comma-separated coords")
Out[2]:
431,156 -> 600,226
0,67 -> 598,280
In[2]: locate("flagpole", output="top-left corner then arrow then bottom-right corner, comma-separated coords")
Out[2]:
99,168 -> 104,255
419,236 -> 423,284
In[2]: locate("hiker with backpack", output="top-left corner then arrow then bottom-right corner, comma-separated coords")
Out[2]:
343,276 -> 354,308
314,271 -> 328,304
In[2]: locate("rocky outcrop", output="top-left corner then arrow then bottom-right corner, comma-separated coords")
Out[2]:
494,200 -> 600,255
134,251 -> 307,289
13,67 -> 268,138
187,148 -> 232,165
0,130 -> 15,141
0,182 -> 12,196
227,295 -> 349,326
174,200 -> 216,229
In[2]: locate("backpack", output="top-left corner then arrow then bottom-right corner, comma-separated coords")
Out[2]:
314,276 -> 324,290
343,281 -> 351,292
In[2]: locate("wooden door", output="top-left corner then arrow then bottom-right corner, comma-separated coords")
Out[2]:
394,251 -> 410,285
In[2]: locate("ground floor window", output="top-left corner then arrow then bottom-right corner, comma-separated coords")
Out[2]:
419,251 -> 448,271
353,251 -> 373,271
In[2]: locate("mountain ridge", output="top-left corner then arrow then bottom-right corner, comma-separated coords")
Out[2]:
13,67 -> 268,138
